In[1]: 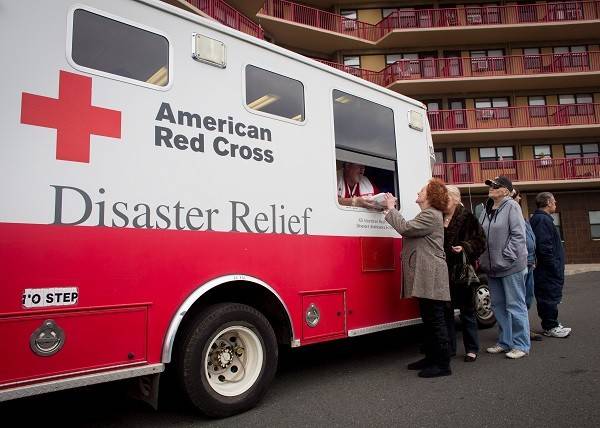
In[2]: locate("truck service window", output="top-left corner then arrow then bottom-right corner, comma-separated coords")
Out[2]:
332,90 -> 398,208
245,65 -> 305,121
71,9 -> 169,86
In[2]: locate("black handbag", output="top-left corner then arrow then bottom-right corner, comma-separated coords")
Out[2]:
452,252 -> 480,287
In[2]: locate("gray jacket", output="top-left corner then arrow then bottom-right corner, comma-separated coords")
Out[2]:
385,207 -> 450,301
478,197 -> 527,278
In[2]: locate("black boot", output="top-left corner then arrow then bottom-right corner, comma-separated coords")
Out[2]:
418,365 -> 452,378
407,358 -> 430,370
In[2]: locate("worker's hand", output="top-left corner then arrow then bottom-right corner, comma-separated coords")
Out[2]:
357,196 -> 379,210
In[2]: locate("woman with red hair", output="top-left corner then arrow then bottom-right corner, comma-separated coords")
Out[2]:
383,179 -> 452,378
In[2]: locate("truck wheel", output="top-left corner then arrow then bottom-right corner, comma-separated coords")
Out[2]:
177,303 -> 278,418
473,282 -> 496,329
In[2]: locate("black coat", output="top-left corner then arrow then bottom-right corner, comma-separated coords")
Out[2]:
444,205 -> 487,277
530,209 -> 565,288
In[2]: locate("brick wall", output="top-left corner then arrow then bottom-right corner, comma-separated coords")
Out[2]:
526,190 -> 600,264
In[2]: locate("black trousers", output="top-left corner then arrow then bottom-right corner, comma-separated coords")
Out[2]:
535,283 -> 563,331
445,285 -> 480,355
419,298 -> 451,369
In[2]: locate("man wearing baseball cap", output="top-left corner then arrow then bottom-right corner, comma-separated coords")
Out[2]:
484,176 -> 514,191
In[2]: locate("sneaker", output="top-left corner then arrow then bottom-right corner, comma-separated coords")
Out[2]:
506,349 -> 528,359
543,325 -> 571,338
530,330 -> 543,341
486,344 -> 509,354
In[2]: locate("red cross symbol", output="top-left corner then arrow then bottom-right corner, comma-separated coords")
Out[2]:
21,70 -> 121,163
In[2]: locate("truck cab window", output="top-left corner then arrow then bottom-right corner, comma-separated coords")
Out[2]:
332,90 -> 397,209
71,9 -> 169,87
245,65 -> 305,122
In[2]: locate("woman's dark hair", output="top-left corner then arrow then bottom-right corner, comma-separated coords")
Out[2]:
427,178 -> 449,211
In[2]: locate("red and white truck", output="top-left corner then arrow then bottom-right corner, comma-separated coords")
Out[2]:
0,0 -> 436,417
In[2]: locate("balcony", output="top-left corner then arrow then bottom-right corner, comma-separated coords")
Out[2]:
430,104 -> 600,143
434,157 -> 600,186
225,1 -> 264,18
177,0 -> 264,39
319,52 -> 600,96
258,0 -> 600,53
315,60 -> 387,86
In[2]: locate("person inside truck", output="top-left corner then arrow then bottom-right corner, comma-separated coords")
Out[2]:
337,162 -> 381,209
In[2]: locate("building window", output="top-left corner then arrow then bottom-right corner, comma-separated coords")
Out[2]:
71,8 -> 170,87
534,145 -> 552,159
386,53 -> 419,65
475,97 -> 509,119
340,9 -> 358,31
590,211 -> 600,239
523,47 -> 541,70
518,3 -> 537,22
471,49 -> 505,72
340,9 -> 357,20
466,3 -> 501,25
552,213 -> 563,241
534,144 -> 552,166
386,53 -> 419,76
245,65 -> 305,121
343,56 -> 360,68
564,143 -> 600,158
558,93 -> 594,116
395,8 -> 422,28
528,96 -> 547,117
479,146 -> 515,169
548,2 -> 583,21
425,100 -> 442,130
553,46 -> 588,68
433,149 -> 447,181
382,8 -> 397,18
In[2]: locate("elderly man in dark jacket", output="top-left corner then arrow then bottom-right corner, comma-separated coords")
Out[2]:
529,192 -> 571,338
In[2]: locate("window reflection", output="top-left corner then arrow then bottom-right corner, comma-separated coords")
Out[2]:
332,90 -> 396,160
72,9 -> 169,86
245,65 -> 305,121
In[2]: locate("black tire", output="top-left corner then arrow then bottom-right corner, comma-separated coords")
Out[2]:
177,303 -> 278,418
473,279 -> 496,329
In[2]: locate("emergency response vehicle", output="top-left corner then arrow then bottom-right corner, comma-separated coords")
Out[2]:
0,0 -> 438,417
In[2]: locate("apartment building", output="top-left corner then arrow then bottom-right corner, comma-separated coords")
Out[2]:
169,0 -> 600,263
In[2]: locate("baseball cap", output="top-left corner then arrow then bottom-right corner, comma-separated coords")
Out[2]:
485,175 -> 513,192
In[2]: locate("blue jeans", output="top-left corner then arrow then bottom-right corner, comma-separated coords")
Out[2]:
488,268 -> 531,353
525,266 -> 535,310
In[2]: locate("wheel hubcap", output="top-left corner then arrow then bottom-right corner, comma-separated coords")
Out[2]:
475,286 -> 493,320
204,326 -> 263,396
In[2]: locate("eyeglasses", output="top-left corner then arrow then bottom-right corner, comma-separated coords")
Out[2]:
489,184 -> 502,190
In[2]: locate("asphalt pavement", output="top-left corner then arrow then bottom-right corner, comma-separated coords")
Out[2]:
2,272 -> 599,427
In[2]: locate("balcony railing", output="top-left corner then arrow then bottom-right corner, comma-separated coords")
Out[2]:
262,0 -> 382,40
428,104 -> 600,132
185,0 -> 264,39
316,60 -> 387,85
379,1 -> 600,30
318,52 -> 600,87
434,157 -> 600,184
261,0 -> 600,41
